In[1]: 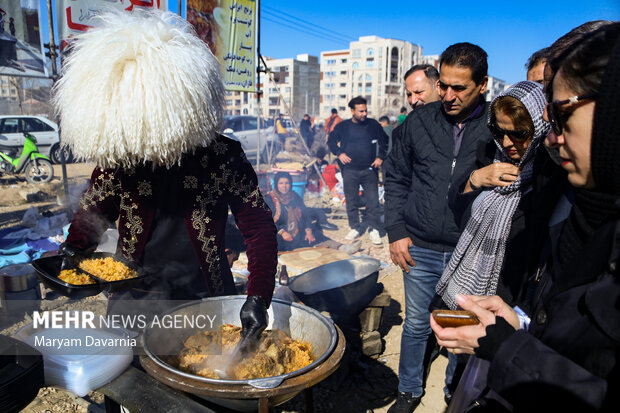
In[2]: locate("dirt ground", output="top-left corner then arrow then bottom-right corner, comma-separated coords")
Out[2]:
1,162 -> 450,413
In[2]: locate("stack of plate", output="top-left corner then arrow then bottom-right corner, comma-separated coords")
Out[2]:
0,335 -> 44,413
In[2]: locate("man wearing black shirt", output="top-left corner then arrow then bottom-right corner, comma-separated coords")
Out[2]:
328,96 -> 388,245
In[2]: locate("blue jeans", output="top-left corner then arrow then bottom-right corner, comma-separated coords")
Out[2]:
398,244 -> 456,397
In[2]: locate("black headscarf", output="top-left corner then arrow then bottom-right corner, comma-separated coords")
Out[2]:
556,26 -> 620,277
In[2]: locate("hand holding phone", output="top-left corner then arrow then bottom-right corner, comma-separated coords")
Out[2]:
432,309 -> 480,328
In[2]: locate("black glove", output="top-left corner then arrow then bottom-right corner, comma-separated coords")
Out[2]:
239,295 -> 268,352
59,242 -> 82,270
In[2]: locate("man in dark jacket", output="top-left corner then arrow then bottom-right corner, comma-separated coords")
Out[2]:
328,96 -> 388,245
384,43 -> 494,413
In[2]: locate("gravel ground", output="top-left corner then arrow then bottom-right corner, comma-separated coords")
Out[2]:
1,163 -> 449,413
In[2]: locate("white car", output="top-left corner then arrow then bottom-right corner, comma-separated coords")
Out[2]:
221,116 -> 275,163
0,115 -> 72,163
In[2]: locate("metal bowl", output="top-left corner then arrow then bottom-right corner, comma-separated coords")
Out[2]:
288,257 -> 381,318
141,296 -> 340,411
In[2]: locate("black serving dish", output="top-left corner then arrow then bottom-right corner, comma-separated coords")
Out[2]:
32,252 -> 144,298
0,335 -> 44,413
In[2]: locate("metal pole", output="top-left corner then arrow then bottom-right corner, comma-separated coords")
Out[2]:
46,0 -> 70,216
255,0 -> 261,170
178,0 -> 182,17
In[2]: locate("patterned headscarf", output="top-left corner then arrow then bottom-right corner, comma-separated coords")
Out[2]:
436,81 -> 550,309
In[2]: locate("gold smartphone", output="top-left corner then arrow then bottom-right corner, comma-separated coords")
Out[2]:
432,309 -> 480,327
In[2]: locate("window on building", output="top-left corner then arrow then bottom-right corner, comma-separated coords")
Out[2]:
340,58 -> 347,64
340,70 -> 347,75
352,62 -> 360,69
365,86 -> 372,93
339,106 -> 346,111
225,90 -> 232,96
269,97 -> 278,105
339,94 -> 346,99
367,48 -> 374,56
366,59 -> 374,68
339,83 -> 347,87
352,49 -> 361,58
243,108 -> 248,115
225,100 -> 232,106
285,87 -> 291,93
390,47 -> 399,82
365,74 -> 372,81
269,88 -> 278,94
327,59 -> 336,65
357,86 -> 362,94
235,100 -> 241,106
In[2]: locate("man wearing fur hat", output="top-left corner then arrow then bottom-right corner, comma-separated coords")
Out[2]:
55,11 -> 277,343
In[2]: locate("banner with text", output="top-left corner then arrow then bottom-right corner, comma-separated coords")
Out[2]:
56,0 -> 168,53
187,0 -> 256,92
0,1 -> 48,78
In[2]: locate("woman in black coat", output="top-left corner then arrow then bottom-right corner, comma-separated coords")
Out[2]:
431,23 -> 620,412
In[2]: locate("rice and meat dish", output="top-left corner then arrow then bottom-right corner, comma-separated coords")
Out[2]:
58,269 -> 95,285
178,324 -> 314,380
78,257 -> 137,281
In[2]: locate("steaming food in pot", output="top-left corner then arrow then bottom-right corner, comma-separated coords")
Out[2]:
178,324 -> 314,380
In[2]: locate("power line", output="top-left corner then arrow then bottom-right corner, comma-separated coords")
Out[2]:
261,15 -> 346,45
263,5 -> 354,43
262,9 -> 351,44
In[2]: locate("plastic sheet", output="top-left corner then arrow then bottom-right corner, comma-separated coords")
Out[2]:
13,314 -> 133,396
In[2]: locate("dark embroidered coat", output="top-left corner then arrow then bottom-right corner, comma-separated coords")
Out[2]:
66,135 -> 277,302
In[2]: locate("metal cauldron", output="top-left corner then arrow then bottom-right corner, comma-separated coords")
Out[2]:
287,258 -> 381,318
141,296 -> 342,411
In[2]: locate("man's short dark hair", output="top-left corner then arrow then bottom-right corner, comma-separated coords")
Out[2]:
379,115 -> 390,123
439,42 -> 488,85
331,108 -> 338,114
348,96 -> 367,109
404,64 -> 439,84
525,47 -> 550,71
400,107 -> 407,113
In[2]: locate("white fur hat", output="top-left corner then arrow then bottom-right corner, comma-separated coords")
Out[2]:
53,10 -> 224,168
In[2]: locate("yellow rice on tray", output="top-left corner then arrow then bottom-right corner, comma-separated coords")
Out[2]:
78,257 -> 137,282
58,269 -> 96,285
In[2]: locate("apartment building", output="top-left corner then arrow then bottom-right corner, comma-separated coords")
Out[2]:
0,76 -> 19,100
223,54 -> 320,122
486,76 -> 510,102
320,36 -> 423,120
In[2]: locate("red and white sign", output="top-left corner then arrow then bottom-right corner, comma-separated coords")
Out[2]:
56,0 -> 167,52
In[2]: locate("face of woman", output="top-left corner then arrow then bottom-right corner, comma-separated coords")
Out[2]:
494,110 -> 533,161
546,70 -> 596,188
277,178 -> 291,194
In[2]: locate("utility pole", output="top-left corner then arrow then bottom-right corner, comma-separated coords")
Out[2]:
46,0 -> 70,216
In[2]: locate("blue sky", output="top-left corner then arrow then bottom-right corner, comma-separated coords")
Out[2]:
40,0 -> 619,83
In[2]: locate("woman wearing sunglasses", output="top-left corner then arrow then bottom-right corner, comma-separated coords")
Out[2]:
432,23 -> 620,412
436,80 -> 552,310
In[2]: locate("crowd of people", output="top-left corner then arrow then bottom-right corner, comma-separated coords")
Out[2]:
51,9 -> 618,413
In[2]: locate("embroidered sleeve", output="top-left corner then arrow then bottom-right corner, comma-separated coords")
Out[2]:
225,139 -> 277,305
66,167 -> 121,254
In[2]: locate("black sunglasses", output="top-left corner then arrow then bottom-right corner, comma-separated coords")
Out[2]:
546,94 -> 597,136
489,124 -> 530,142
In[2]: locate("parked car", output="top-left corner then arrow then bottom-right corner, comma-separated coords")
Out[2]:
221,115 -> 275,163
0,115 -> 73,164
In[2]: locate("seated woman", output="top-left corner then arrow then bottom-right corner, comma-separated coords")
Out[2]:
431,23 -> 620,412
265,171 -> 359,253
436,80 -> 558,309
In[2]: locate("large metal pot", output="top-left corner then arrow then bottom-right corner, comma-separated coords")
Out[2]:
141,296 -> 342,411
288,258 -> 381,318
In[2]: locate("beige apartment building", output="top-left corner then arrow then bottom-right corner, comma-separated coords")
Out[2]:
320,35 -> 423,120
224,54 -> 320,123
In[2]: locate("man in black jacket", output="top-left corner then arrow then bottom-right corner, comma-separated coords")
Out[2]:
385,43 -> 494,413
328,96 -> 388,245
